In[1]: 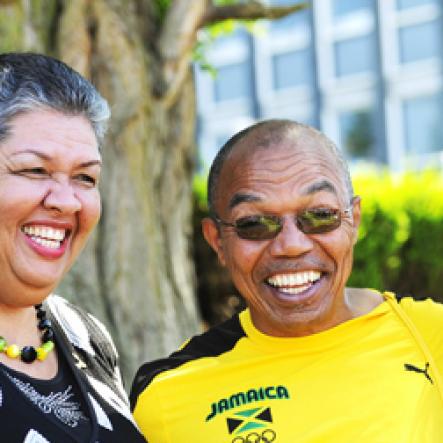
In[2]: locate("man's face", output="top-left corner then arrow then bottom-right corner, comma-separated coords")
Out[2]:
203,134 -> 361,337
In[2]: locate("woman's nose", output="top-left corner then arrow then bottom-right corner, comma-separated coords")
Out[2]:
43,178 -> 81,214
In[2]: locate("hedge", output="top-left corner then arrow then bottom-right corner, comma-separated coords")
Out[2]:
350,170 -> 443,302
193,170 -> 443,325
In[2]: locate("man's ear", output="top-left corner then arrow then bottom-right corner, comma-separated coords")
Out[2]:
351,196 -> 362,244
202,217 -> 226,267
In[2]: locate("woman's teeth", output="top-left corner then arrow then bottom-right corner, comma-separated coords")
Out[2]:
22,226 -> 66,249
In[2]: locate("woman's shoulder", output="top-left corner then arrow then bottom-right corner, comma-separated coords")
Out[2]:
46,295 -> 118,363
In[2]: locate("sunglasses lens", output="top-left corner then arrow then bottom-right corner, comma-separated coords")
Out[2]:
298,208 -> 341,234
229,209 -> 343,240
235,215 -> 281,240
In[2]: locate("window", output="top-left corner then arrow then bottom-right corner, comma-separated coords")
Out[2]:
332,0 -> 374,17
272,49 -> 313,90
398,21 -> 441,64
397,0 -> 439,10
213,62 -> 252,102
334,35 -> 376,76
215,134 -> 230,150
338,110 -> 375,158
199,134 -> 232,170
403,94 -> 443,154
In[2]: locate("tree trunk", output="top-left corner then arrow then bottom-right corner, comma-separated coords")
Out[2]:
0,0 -> 201,385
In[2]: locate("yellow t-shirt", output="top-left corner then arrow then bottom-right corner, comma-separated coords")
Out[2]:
131,293 -> 443,442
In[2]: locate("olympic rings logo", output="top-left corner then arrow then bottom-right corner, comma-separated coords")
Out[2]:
231,429 -> 276,443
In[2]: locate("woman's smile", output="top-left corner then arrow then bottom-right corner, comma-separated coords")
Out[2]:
21,222 -> 72,259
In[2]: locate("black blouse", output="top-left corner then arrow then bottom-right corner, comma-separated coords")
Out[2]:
0,295 -> 146,443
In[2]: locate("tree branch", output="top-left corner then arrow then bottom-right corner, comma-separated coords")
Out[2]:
157,0 -> 308,108
156,0 -> 208,107
202,1 -> 309,26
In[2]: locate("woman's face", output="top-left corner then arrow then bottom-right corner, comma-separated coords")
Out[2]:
0,109 -> 102,305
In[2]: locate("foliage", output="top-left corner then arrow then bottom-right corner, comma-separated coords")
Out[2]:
193,18 -> 262,76
344,112 -> 374,158
350,170 -> 443,301
153,0 -> 172,22
0,2 -> 24,52
193,170 -> 443,325
193,173 -> 209,211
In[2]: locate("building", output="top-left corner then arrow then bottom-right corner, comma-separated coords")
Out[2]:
195,0 -> 443,171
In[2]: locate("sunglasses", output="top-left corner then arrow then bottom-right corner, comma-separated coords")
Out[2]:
213,207 -> 353,240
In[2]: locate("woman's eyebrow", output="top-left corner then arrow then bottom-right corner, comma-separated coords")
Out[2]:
11,149 -> 50,160
10,150 -> 102,167
78,160 -> 102,168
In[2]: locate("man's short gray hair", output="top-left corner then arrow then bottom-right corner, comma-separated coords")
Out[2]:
0,52 -> 110,145
207,119 -> 354,215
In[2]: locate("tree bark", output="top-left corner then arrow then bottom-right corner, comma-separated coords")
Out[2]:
0,0 -> 304,385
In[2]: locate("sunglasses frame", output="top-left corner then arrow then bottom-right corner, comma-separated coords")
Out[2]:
212,205 -> 354,240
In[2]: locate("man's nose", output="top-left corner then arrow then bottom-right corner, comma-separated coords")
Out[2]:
43,178 -> 81,214
268,216 -> 314,257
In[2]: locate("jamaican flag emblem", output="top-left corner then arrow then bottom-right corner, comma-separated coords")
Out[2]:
227,406 -> 273,435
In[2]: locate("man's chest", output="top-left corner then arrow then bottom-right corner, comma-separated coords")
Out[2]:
144,337 -> 443,443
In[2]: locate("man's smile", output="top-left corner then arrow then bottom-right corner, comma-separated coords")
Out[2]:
266,271 -> 322,295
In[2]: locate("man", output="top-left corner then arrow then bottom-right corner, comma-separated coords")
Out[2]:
131,120 -> 443,442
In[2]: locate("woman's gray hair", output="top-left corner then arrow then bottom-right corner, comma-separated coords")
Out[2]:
0,52 -> 110,145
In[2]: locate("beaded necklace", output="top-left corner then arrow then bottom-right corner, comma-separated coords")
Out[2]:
0,304 -> 55,363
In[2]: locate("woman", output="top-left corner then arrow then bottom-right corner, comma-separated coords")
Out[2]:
0,53 -> 145,442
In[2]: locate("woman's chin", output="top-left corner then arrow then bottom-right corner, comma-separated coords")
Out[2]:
14,266 -> 64,293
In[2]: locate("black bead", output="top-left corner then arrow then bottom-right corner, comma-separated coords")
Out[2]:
34,304 -> 43,310
43,328 -> 54,342
38,319 -> 52,330
36,309 -> 46,319
21,346 -> 37,363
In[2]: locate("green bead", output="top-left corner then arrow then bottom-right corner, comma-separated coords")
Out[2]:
42,340 -> 54,352
0,337 -> 7,352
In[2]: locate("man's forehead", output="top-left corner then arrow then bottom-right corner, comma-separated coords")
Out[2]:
213,124 -> 350,213
223,136 -> 336,184
232,127 -> 329,160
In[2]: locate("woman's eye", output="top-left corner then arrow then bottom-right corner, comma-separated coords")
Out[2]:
75,174 -> 97,186
20,167 -> 47,176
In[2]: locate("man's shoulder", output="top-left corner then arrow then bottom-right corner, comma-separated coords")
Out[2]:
130,313 -> 246,409
395,295 -> 443,357
397,294 -> 443,324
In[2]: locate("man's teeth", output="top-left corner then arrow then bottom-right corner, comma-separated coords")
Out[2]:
22,226 -> 66,249
267,271 -> 321,293
276,285 -> 311,295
